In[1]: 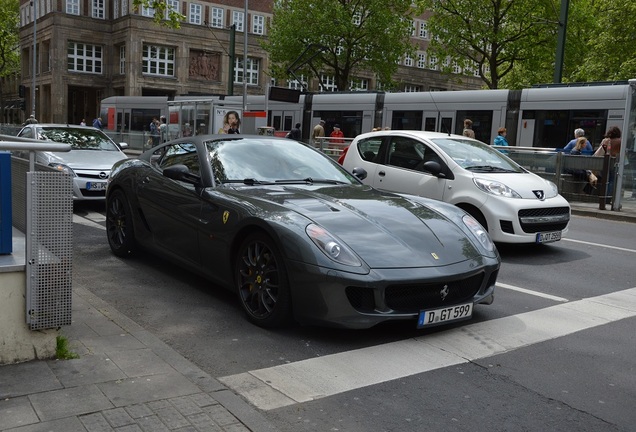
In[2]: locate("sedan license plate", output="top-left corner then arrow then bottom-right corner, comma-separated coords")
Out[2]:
417,303 -> 473,328
536,231 -> 561,244
86,181 -> 107,191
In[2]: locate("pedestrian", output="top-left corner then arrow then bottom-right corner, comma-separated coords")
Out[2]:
462,118 -> 475,138
312,119 -> 325,146
149,117 -> 160,146
24,114 -> 38,125
493,127 -> 509,154
287,122 -> 302,140
92,117 -> 103,129
80,119 -> 86,126
563,128 -> 592,154
159,115 -> 168,142
593,126 -> 622,203
329,124 -> 345,144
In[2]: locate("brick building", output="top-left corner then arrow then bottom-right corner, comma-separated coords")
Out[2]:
18,1 -> 483,124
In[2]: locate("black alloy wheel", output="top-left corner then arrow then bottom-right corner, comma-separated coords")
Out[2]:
106,189 -> 137,257
235,233 -> 291,328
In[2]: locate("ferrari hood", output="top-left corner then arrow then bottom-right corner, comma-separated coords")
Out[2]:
233,185 -> 481,268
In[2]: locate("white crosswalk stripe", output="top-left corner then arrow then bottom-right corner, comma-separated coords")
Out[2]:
219,288 -> 636,411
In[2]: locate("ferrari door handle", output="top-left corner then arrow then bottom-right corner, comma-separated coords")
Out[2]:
378,171 -> 386,177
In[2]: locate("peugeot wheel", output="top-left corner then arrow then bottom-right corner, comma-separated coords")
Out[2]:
106,189 -> 137,257
235,233 -> 291,328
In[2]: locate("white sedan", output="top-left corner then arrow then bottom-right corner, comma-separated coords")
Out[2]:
341,130 -> 570,244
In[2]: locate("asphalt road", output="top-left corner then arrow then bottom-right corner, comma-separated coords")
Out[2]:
72,201 -> 636,432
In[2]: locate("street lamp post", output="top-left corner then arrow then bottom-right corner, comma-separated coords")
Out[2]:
31,0 -> 37,118
243,0 -> 248,113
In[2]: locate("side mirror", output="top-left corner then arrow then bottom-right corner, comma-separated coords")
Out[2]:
422,161 -> 443,177
163,164 -> 201,185
118,142 -> 129,149
351,166 -> 367,180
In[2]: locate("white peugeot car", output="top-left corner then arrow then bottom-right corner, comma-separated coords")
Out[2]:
16,124 -> 129,200
341,130 -> 570,244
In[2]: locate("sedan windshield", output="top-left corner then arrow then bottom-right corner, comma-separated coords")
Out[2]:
432,137 -> 523,173
38,127 -> 121,151
205,137 -> 359,184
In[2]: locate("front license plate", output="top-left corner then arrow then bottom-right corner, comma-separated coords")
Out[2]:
417,303 -> 473,328
86,181 -> 107,191
536,231 -> 561,244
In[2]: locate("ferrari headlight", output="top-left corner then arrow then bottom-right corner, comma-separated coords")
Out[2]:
462,214 -> 495,252
48,163 -> 76,177
306,224 -> 362,267
473,178 -> 521,198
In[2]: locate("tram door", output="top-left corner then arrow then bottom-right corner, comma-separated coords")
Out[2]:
115,109 -> 131,134
269,109 -> 296,136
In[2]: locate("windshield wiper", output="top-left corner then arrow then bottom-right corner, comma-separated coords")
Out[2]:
275,178 -> 347,185
466,165 -> 516,173
219,178 -> 272,185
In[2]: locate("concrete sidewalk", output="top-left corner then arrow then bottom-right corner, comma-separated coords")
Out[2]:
0,286 -> 279,432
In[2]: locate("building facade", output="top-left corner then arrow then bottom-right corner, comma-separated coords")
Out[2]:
18,0 -> 483,124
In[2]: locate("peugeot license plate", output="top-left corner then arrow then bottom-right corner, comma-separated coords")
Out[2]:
417,303 -> 473,328
536,231 -> 561,244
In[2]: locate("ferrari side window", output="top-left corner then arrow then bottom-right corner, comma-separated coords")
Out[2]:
158,142 -> 200,176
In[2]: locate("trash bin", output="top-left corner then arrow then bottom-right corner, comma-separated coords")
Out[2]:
257,126 -> 275,136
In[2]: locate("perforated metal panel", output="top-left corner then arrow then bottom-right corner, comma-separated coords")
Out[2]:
26,171 -> 73,330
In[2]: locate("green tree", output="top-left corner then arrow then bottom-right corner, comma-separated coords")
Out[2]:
578,0 -> 636,81
263,0 -> 423,91
0,0 -> 20,114
423,0 -> 559,89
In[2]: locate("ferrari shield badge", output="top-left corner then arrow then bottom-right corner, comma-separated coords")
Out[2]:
222,210 -> 230,224
431,252 -> 439,260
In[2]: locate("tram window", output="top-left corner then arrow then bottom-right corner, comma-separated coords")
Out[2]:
425,118 -> 436,132
533,110 -> 568,148
391,111 -> 423,131
441,117 -> 452,135
284,116 -> 293,131
130,108 -> 162,131
272,115 -> 281,131
456,110 -> 494,144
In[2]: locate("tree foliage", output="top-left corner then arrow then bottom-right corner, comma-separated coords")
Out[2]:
422,0 -> 561,89
0,0 -> 20,79
263,0 -> 423,91
132,0 -> 185,27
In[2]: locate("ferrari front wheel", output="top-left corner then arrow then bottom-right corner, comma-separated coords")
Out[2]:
235,233 -> 292,328
106,189 -> 137,257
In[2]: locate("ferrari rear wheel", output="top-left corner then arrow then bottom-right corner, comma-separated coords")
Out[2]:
235,232 -> 291,328
106,189 -> 137,257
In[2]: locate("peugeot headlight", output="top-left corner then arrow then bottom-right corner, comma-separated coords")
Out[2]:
306,223 -> 362,266
462,214 -> 495,252
544,180 -> 559,198
48,163 -> 76,177
473,178 -> 521,198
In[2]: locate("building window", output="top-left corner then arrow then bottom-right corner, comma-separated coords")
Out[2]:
92,0 -> 105,19
141,5 -> 154,17
68,42 -> 103,74
288,74 -> 306,90
114,0 -> 119,18
404,85 -> 421,92
452,62 -> 462,74
352,11 -> 362,26
166,0 -> 179,19
121,0 -> 128,16
232,11 -> 244,32
234,57 -> 259,85
319,74 -> 338,92
119,45 -> 126,75
417,53 -> 426,68
66,0 -> 79,15
419,21 -> 428,39
429,55 -> 438,70
189,3 -> 201,25
404,55 -> 413,67
142,44 -> 175,77
252,14 -> 264,34
211,7 -> 223,27
349,78 -> 369,91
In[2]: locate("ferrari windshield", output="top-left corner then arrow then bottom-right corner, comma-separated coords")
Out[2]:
432,137 -> 523,173
38,127 -> 121,151
205,137 -> 359,184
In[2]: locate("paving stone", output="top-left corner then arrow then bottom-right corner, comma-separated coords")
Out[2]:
0,396 -> 39,429
98,372 -> 199,407
136,415 -> 170,432
29,384 -> 113,421
203,404 -> 239,427
186,412 -> 222,432
107,348 -> 175,378
0,362 -> 61,399
2,416 -> 86,432
169,395 -> 203,416
124,403 -> 153,419
189,393 -> 219,408
154,405 -> 189,429
79,412 -> 114,432
113,425 -> 143,432
103,407 -> 135,427
47,354 -> 126,387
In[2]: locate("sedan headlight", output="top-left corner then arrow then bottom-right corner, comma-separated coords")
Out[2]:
463,214 -> 495,252
48,163 -> 76,177
306,223 -> 362,267
473,178 -> 521,198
